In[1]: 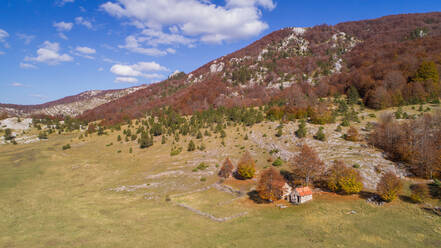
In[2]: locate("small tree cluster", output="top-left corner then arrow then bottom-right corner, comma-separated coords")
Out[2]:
326,160 -> 363,194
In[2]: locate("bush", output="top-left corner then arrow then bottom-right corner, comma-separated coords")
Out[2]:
193,162 -> 208,172
314,127 -> 326,141
410,184 -> 430,203
345,127 -> 359,141
295,119 -> 307,138
272,158 -> 283,167
236,151 -> 256,179
377,172 -> 402,202
62,144 -> 71,150
326,160 -> 363,194
170,147 -> 182,156
187,140 -> 196,151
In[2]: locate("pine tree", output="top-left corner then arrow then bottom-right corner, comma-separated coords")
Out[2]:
347,86 -> 360,105
295,119 -> 307,138
196,130 -> 202,139
117,135 -> 121,142
187,140 -> 196,151
314,127 -> 326,141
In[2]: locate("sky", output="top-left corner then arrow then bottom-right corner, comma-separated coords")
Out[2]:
1,0 -> 440,105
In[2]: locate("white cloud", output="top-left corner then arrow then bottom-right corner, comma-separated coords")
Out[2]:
0,51 -> 4,55
119,35 -> 167,56
17,33 -> 35,45
111,64 -> 143,77
111,61 -> 168,83
98,67 -> 104,71
19,62 -> 38,69
75,46 -> 96,54
101,0 -> 275,43
75,17 -> 93,29
59,33 -> 69,40
0,29 -> 9,47
140,28 -> 195,47
166,48 -> 176,54
24,41 -> 73,65
11,82 -> 24,87
115,77 -> 138,83
53,21 -> 73,32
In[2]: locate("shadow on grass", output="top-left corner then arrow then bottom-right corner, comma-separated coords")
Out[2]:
358,191 -> 377,200
247,190 -> 271,204
399,195 -> 416,204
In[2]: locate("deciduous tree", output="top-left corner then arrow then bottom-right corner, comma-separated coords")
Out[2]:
257,168 -> 285,201
290,144 -> 324,186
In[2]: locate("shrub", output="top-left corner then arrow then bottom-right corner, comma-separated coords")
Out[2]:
170,147 -> 182,156
187,140 -> 196,151
295,119 -> 307,138
38,131 -> 48,140
272,158 -> 283,167
236,151 -> 256,179
193,162 -> 208,172
314,127 -> 326,141
410,184 -> 430,203
326,160 -> 363,194
377,172 -> 402,202
345,127 -> 359,141
62,144 -> 71,150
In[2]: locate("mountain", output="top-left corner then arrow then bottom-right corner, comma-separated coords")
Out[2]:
79,12 -> 441,125
0,85 -> 147,117
4,12 -> 441,124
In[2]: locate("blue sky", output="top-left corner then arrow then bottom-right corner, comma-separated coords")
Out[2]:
1,0 -> 440,105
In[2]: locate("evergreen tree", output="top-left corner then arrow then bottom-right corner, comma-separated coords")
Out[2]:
117,135 -> 121,142
347,86 -> 360,105
295,119 -> 307,138
314,127 -> 326,141
187,140 -> 196,151
196,130 -> 203,139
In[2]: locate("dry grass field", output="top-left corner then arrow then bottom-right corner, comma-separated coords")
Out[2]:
1,104 -> 440,247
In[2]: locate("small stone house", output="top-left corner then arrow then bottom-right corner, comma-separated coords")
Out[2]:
289,186 -> 313,204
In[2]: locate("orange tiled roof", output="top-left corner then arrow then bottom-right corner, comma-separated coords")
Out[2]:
295,186 -> 313,196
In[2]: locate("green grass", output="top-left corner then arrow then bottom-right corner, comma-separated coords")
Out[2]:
0,118 -> 440,248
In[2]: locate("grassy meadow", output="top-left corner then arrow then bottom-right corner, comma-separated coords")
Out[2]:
1,104 -> 441,247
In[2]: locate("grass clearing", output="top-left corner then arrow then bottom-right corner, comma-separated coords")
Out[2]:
1,106 -> 441,247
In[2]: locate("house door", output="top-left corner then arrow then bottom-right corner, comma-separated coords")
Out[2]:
297,196 -> 301,203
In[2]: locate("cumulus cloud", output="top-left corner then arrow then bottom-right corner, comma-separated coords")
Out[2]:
75,17 -> 93,29
75,46 -> 96,54
101,0 -> 275,44
19,62 -> 38,69
17,33 -> 35,45
24,41 -> 73,65
118,35 -> 168,56
53,21 -> 73,32
111,61 -> 167,83
115,77 -> 139,83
